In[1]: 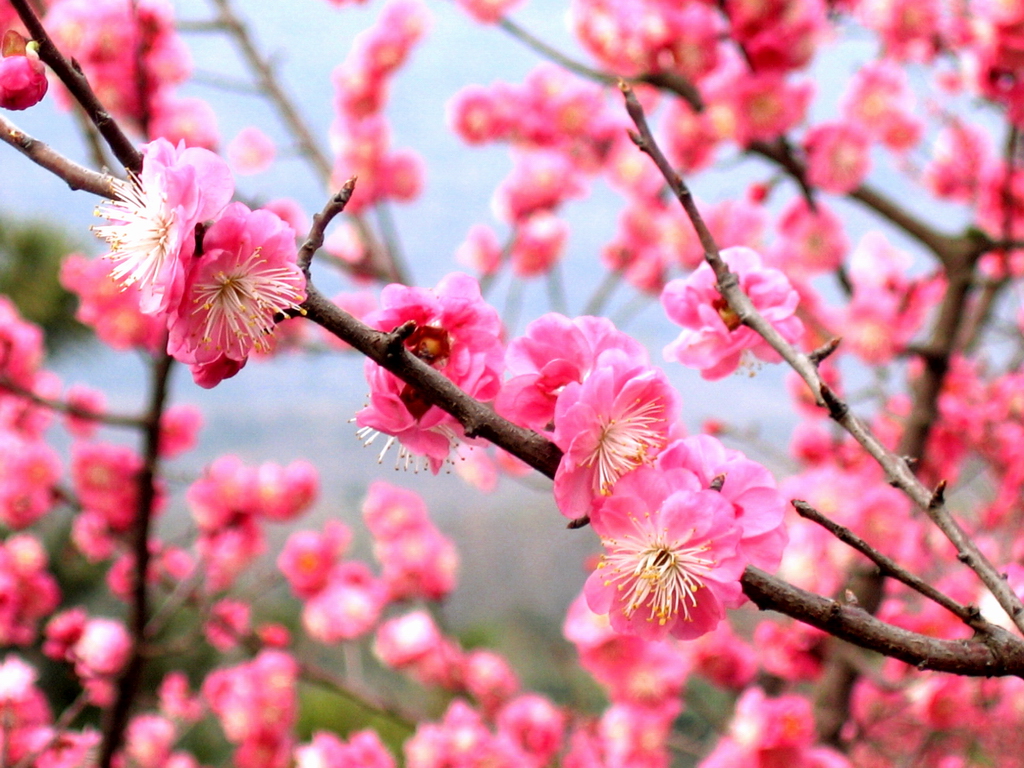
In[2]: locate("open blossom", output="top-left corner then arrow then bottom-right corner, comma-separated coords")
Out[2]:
662,246 -> 804,379
585,467 -> 747,641
92,138 -> 234,316
355,273 -> 504,472
552,349 -> 678,519
167,202 -> 306,388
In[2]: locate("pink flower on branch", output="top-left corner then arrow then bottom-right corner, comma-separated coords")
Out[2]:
584,466 -> 747,641
552,350 -> 678,520
167,202 -> 306,388
661,246 -> 804,380
355,273 -> 504,473
92,138 -> 234,317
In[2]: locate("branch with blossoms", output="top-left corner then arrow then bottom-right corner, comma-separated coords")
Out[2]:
10,0 -> 1024,767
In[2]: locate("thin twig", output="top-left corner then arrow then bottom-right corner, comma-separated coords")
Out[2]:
97,351 -> 175,768
0,376 -> 146,428
297,179 -> 358,272
0,115 -> 118,197
792,500 -> 987,631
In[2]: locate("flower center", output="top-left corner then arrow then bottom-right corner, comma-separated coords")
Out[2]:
601,533 -> 714,625
92,179 -> 176,290
192,247 -> 304,355
583,398 -> 666,495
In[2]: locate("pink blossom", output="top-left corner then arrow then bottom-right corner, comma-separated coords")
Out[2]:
158,404 -> 203,458
374,610 -> 445,669
599,701 -> 679,768
254,460 -> 319,522
0,34 -> 47,111
510,212 -> 568,277
277,522 -> 351,598
773,198 -> 849,276
167,202 -> 305,388
496,695 -> 566,766
448,85 -> 512,144
149,95 -> 220,151
455,0 -> 523,23
456,224 -> 503,276
463,650 -> 519,713
302,562 -> 387,642
203,650 -> 297,767
381,149 -> 425,202
205,599 -> 251,651
723,72 -> 814,147
71,442 -> 144,533
375,526 -> 459,601
552,350 -> 678,519
59,253 -> 166,353
656,435 -> 788,572
803,121 -> 872,194
355,273 -> 504,472
0,536 -> 60,645
159,672 -> 204,723
0,434 -> 61,529
498,313 -> 647,434
92,137 -> 234,316
228,127 -> 276,175
922,121 -> 992,202
72,617 -> 132,706
125,714 -> 177,768
661,246 -> 804,379
584,467 -> 746,640
492,150 -> 587,224
841,60 -> 922,151
362,481 -> 431,538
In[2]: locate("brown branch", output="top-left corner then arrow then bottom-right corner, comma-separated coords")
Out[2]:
97,351 -> 174,768
300,283 -> 563,478
792,500 -> 987,631
741,567 -> 1024,677
0,376 -> 146,428
8,0 -> 142,173
0,115 -> 118,197
297,178 -> 358,272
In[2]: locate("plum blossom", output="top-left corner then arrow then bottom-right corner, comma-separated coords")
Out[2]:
584,467 -> 747,640
661,246 -> 804,379
92,138 -> 234,316
0,32 -> 47,111
355,273 -> 504,472
552,350 -> 678,519
167,202 -> 306,388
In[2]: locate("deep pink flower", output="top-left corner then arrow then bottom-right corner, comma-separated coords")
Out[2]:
167,202 -> 305,388
498,313 -> 647,434
662,246 -> 804,379
355,273 -> 504,472
656,435 -> 788,573
803,121 -> 872,194
92,138 -> 234,316
552,350 -> 677,519
584,467 -> 746,640
0,35 -> 47,111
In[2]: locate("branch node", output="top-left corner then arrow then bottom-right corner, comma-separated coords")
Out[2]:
808,336 -> 842,365
567,515 -> 590,530
383,321 -> 417,359
709,473 -> 726,492
928,479 -> 947,509
819,383 -> 848,421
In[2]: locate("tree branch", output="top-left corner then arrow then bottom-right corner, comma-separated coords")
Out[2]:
8,0 -> 142,173
0,115 -> 118,197
97,351 -> 175,768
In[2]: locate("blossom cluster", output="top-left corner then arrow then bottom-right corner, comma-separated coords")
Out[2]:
91,137 -> 306,387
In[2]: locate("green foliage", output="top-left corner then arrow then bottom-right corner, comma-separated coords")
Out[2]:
0,212 -> 86,352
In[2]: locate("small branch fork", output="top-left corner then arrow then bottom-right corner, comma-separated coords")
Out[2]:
616,80 -> 1024,639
